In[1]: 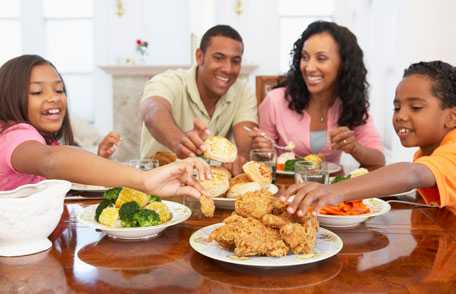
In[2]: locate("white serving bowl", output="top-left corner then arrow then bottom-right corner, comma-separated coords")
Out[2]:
0,180 -> 71,256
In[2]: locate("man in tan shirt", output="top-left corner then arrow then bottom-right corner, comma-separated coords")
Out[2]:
140,25 -> 258,175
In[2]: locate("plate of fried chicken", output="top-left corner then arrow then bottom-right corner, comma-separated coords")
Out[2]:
190,189 -> 342,267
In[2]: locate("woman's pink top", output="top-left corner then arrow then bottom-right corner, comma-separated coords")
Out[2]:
0,123 -> 46,191
259,87 -> 383,163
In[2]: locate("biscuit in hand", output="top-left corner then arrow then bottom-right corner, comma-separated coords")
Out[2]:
203,136 -> 237,163
198,166 -> 230,198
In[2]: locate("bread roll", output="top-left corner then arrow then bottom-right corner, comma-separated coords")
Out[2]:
199,166 -> 230,198
203,136 -> 237,163
211,166 -> 232,180
229,173 -> 252,187
242,161 -> 272,185
227,182 -> 262,199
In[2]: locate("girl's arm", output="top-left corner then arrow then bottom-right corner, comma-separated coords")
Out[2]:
282,162 -> 435,216
11,141 -> 210,198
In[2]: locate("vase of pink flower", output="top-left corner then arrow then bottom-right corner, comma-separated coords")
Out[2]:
135,38 -> 149,63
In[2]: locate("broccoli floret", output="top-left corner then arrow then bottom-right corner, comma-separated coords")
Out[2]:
133,209 -> 161,227
284,159 -> 297,171
149,195 -> 161,202
103,187 -> 122,202
119,201 -> 140,227
331,174 -> 351,184
95,199 -> 114,222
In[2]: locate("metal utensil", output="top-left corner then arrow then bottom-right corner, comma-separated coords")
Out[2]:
386,200 -> 438,208
243,126 -> 294,151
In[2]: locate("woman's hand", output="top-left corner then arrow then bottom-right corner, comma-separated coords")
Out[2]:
329,127 -> 359,154
97,131 -> 121,158
280,182 -> 345,216
143,157 -> 211,198
249,127 -> 274,152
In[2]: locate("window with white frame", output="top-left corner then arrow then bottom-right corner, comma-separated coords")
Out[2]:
44,0 -> 95,122
0,0 -> 21,65
0,0 -> 95,123
278,0 -> 335,72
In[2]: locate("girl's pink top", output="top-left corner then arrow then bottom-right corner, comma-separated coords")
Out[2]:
259,87 -> 383,163
0,123 -> 46,191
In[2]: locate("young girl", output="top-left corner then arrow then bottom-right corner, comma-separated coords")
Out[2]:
282,61 -> 456,215
0,54 -> 211,198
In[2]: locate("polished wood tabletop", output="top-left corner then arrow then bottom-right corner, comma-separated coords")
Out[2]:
2,175 -> 456,293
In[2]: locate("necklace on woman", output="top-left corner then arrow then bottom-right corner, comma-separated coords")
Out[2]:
320,115 -> 325,123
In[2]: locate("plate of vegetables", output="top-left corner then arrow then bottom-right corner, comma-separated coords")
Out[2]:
276,160 -> 341,175
77,187 -> 191,239
317,168 -> 391,227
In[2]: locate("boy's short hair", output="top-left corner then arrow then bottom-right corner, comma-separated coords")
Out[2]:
199,25 -> 243,53
404,61 -> 456,108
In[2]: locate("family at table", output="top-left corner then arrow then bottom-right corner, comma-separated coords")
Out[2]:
1,21 -> 456,216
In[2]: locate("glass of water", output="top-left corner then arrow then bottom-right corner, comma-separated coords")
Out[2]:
294,160 -> 329,184
250,149 -> 277,182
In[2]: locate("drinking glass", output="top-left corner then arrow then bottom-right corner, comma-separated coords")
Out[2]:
294,160 -> 329,184
128,159 -> 159,171
249,149 -> 277,182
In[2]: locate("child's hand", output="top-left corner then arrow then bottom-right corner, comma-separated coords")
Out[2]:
143,157 -> 212,199
97,132 -> 121,158
280,182 -> 344,216
329,127 -> 359,154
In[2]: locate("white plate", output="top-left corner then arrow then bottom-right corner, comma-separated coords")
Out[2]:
213,184 -> 279,210
190,223 -> 343,267
77,200 -> 191,239
71,183 -> 109,192
276,162 -> 341,176
317,198 -> 391,228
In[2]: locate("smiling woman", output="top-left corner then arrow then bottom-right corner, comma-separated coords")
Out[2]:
252,20 -> 385,172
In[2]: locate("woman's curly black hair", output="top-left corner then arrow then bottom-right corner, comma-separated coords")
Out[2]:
280,21 -> 369,129
403,61 -> 456,108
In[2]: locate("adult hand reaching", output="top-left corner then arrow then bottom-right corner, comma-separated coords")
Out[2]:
174,118 -> 211,158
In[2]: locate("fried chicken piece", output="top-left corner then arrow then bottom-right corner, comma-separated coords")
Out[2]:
261,213 -> 289,228
271,197 -> 287,215
233,218 -> 288,257
209,223 -> 238,250
280,213 -> 318,255
224,213 -> 245,224
235,189 -> 274,219
199,195 -> 215,217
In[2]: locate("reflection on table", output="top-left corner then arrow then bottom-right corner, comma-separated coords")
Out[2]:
1,174 -> 455,292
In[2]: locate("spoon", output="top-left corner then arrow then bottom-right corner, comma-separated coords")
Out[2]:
243,126 -> 294,151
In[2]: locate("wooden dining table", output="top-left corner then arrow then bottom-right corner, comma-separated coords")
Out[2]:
2,175 -> 456,293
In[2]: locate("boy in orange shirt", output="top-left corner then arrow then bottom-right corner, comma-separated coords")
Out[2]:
282,61 -> 456,215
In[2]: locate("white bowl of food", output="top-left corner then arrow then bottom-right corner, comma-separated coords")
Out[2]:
78,200 -> 192,239
0,180 -> 71,256
317,198 -> 391,228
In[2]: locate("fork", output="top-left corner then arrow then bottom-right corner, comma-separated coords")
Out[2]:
243,126 -> 294,151
386,200 -> 438,208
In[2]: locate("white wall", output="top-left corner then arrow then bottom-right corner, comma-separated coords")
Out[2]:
92,0 -> 456,162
